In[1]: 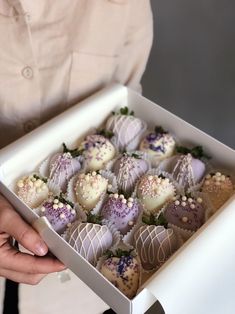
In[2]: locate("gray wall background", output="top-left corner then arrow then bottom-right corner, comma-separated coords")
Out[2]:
142,0 -> 235,149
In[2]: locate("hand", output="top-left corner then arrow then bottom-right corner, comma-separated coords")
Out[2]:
0,194 -> 66,284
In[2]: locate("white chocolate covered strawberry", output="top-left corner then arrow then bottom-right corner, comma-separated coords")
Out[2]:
16,174 -> 49,208
100,250 -> 140,299
75,171 -> 108,211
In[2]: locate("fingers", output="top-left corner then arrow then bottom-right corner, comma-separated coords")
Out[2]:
0,195 -> 48,256
0,269 -> 47,285
0,241 -> 66,274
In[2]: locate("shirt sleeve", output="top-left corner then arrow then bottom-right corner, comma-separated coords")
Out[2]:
113,0 -> 154,93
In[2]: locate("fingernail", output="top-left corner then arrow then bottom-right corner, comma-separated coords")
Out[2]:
35,241 -> 48,256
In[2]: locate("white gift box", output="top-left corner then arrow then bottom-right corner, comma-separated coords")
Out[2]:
0,84 -> 235,314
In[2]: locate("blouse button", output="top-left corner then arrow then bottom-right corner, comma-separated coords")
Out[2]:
21,66 -> 34,79
23,119 -> 39,133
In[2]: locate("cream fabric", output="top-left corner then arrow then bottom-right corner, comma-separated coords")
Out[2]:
0,0 -> 153,149
0,0 -> 153,313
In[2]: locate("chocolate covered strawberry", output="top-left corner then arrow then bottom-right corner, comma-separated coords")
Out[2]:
113,152 -> 149,195
105,107 -> 146,151
101,193 -> 140,235
65,214 -> 113,265
100,249 -> 140,299
134,214 -> 177,270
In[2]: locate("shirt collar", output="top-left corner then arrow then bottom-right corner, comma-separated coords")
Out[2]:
6,0 -> 25,16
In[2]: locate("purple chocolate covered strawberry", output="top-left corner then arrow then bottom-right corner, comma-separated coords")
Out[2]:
65,214 -> 113,265
101,194 -> 140,235
163,195 -> 205,231
113,152 -> 149,195
106,107 -> 146,151
48,143 -> 82,192
134,214 -> 177,270
39,194 -> 77,233
160,146 -> 209,189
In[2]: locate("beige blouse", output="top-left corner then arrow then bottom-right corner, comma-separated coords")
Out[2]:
0,0 -> 153,149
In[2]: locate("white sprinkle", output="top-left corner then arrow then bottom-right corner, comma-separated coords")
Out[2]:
58,202 -> 64,208
128,221 -> 134,226
107,184 -> 113,190
34,180 -> 42,188
17,181 -> 24,188
54,199 -> 59,204
188,198 -> 193,203
92,171 -> 97,176
53,204 -> 59,209
206,174 -> 211,179
182,216 -> 188,223
127,202 -> 133,208
60,213 -> 65,219
197,197 -> 203,203
122,199 -> 127,204
156,178 -> 161,184
190,204 -> 195,209
181,201 -> 186,207
182,196 -> 187,201
66,204 -> 71,209
119,194 -> 124,199
114,193 -> 119,199
221,175 -> 226,181
71,209 -> 76,215
216,172 -> 221,177
41,206 -> 46,212
175,200 -> 180,206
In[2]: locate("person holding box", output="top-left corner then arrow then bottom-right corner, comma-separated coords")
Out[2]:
0,1 -> 153,313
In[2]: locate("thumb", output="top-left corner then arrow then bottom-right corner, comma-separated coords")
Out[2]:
0,197 -> 48,256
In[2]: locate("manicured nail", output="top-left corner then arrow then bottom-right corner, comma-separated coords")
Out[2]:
35,241 -> 48,256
